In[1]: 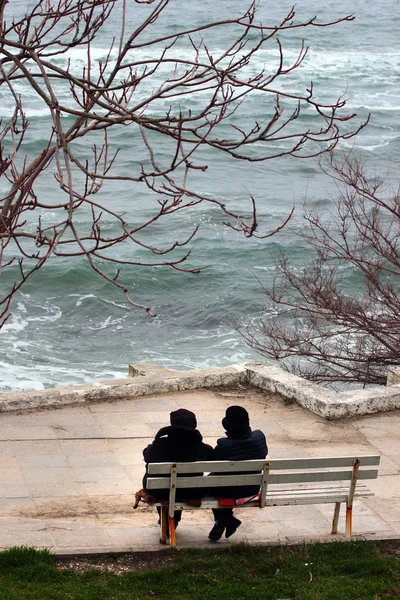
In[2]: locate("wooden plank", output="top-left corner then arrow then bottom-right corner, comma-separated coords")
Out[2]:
158,489 -> 374,511
265,490 -> 373,501
147,460 -> 265,474
146,468 -> 378,489
148,486 -> 372,500
265,495 -> 349,504
264,493 -> 371,505
266,491 -> 349,500
266,487 -> 349,496
146,455 -> 380,475
268,469 -> 378,484
265,483 -> 369,493
264,496 -> 348,507
170,500 -> 259,510
146,473 -> 262,489
268,456 -> 380,469
176,501 -> 260,510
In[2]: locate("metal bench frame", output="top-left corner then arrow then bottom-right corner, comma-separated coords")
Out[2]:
146,455 -> 380,547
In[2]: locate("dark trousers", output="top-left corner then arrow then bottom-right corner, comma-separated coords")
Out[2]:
212,507 -> 235,526
156,506 -> 182,524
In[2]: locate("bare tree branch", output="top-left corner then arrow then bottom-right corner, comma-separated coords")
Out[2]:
0,1 -> 366,322
239,154 -> 400,386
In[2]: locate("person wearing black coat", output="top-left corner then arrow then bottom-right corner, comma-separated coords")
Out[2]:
209,405 -> 268,541
143,408 -> 213,526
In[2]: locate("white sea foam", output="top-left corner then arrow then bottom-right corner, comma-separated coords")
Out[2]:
16,302 -> 27,313
27,305 -> 62,323
88,315 -> 125,330
2,314 -> 28,333
69,293 -> 97,307
102,298 -> 129,310
0,0 -> 399,392
0,359 -> 127,392
353,141 -> 392,152
0,42 -> 398,119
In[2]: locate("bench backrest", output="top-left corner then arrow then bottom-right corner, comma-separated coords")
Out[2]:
146,455 -> 380,509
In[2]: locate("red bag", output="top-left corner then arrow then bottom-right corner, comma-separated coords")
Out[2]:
216,493 -> 260,507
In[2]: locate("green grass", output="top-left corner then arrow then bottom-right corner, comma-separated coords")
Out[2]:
0,541 -> 399,600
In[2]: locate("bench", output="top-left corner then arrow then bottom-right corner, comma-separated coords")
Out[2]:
146,455 -> 380,546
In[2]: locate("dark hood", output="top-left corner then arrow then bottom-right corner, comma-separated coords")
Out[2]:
155,424 -> 203,447
224,427 -> 252,439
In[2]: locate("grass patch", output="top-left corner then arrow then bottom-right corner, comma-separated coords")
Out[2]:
0,541 -> 399,599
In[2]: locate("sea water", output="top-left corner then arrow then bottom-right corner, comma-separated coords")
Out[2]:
0,0 -> 399,391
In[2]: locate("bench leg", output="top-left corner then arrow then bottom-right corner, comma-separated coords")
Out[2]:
168,516 -> 176,547
346,503 -> 353,539
331,502 -> 341,534
159,505 -> 168,545
345,457 -> 358,540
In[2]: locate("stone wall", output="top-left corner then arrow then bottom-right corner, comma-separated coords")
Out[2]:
1,361 -> 399,418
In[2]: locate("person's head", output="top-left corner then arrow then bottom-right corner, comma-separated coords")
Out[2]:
222,405 -> 250,434
170,408 -> 197,429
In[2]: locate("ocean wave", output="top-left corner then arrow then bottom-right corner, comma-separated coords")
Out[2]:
1,300 -> 63,340
87,314 -> 126,331
351,105 -> 400,112
0,359 -> 127,393
1,314 -> 28,333
0,1 -> 399,392
69,293 -> 97,307
0,41 -> 398,118
351,140 -> 392,152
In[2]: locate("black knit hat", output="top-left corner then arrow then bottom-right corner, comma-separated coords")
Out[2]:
170,408 -> 197,429
222,405 -> 250,433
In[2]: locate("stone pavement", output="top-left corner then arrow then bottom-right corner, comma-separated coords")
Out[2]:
0,386 -> 399,555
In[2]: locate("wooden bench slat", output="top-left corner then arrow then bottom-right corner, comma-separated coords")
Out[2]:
264,491 -> 375,506
171,500 -> 260,509
159,491 -> 374,511
266,486 -> 368,496
147,460 -> 264,474
267,487 -> 349,495
146,468 -> 378,490
269,469 -> 378,484
147,455 -> 380,475
268,456 -> 380,469
146,473 -> 262,489
152,485 -> 370,499
176,491 -> 372,505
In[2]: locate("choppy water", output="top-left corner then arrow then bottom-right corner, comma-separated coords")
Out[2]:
1,0 -> 399,391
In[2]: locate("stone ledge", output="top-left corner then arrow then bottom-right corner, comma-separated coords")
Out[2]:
245,362 -> 400,419
245,362 -> 339,419
339,385 -> 400,417
0,364 -> 247,413
1,361 -> 399,419
128,363 -> 176,378
387,366 -> 400,386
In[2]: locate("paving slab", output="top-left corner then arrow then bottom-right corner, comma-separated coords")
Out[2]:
0,386 -> 399,554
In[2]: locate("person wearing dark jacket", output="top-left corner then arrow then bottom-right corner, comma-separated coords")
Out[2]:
209,405 -> 268,541
143,408 -> 213,526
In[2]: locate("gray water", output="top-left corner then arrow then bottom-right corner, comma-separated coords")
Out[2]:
1,0 -> 399,391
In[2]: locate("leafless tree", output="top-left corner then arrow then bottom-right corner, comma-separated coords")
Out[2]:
0,0 -> 366,326
239,154 -> 400,386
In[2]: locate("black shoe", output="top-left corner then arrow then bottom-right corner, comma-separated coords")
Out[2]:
225,517 -> 242,539
208,522 -> 225,541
